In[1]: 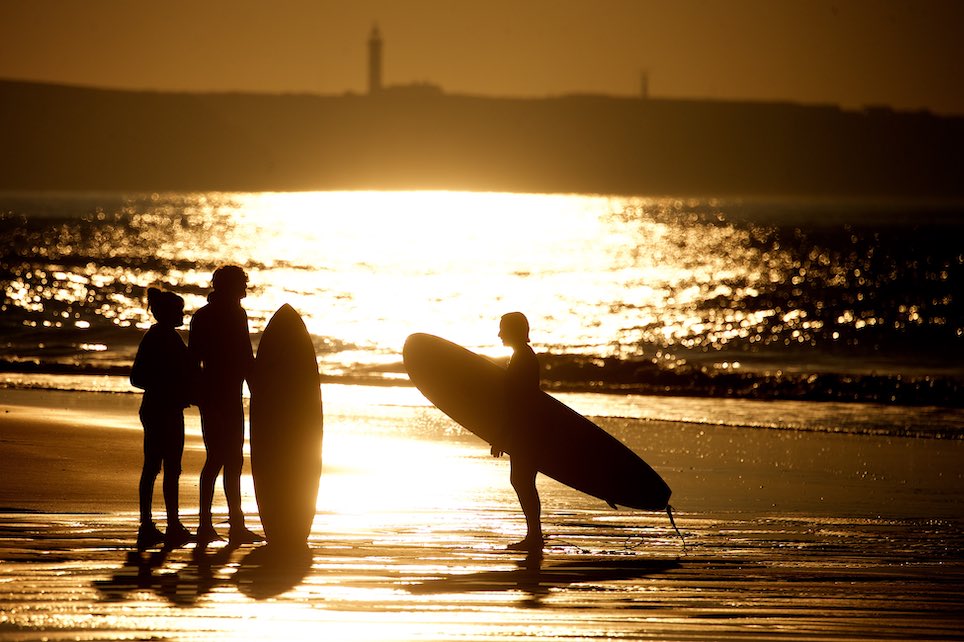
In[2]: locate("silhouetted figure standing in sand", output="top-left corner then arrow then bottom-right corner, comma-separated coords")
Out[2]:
130,288 -> 196,550
490,312 -> 544,551
190,266 -> 263,545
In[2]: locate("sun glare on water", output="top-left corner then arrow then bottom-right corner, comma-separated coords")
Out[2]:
217,190 -> 659,359
3,189 -> 808,381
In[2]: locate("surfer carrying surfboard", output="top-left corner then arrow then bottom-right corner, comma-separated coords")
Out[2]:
404,329 -> 679,552
190,265 -> 264,546
490,312 -> 544,551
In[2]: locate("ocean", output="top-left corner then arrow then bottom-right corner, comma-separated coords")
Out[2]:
1,191 -> 962,437
2,191 -> 964,641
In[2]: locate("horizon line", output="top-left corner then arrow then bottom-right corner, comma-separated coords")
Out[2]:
4,75 -> 953,117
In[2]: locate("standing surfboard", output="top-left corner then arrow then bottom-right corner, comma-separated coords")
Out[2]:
250,304 -> 323,547
403,333 -> 671,511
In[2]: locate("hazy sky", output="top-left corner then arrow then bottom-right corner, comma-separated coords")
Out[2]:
2,0 -> 963,114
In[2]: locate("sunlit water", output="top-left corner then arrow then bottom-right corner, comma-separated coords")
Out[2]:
1,191 -> 962,426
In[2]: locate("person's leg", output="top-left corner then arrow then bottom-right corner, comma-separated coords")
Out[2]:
197,405 -> 225,542
197,457 -> 220,525
161,410 -> 185,526
509,457 -> 542,549
160,409 -> 193,546
223,398 -> 262,543
139,450 -> 162,524
138,408 -> 166,548
222,398 -> 244,526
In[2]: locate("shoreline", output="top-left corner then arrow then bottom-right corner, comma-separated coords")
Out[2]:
3,374 -> 964,443
2,359 -> 963,411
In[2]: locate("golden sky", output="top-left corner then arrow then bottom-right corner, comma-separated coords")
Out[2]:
1,0 -> 962,114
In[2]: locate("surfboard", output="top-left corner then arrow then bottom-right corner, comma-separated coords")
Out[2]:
250,304 -> 323,547
403,333 -> 671,511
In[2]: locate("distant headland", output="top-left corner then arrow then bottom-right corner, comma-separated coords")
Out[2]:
2,78 -> 962,198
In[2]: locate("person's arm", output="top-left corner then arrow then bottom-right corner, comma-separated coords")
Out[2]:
130,330 -> 156,391
239,309 -> 255,382
491,359 -> 516,458
187,313 -> 201,369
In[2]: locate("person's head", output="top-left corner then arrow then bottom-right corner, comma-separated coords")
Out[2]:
499,311 -> 530,347
147,287 -> 185,328
211,265 -> 248,300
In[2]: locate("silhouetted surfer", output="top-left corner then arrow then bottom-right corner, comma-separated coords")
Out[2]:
490,312 -> 544,551
130,288 -> 197,550
190,266 -> 263,545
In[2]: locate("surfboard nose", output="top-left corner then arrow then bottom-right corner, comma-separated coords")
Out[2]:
403,333 -> 441,379
403,332 -> 431,355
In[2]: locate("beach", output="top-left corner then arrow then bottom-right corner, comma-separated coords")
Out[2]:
2,384 -> 962,641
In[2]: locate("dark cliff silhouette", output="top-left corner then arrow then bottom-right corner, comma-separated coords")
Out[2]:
2,80 -> 962,198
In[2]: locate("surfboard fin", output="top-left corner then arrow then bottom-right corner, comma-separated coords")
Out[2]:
666,504 -> 686,551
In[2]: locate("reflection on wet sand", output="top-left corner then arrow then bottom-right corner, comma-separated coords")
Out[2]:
409,552 -> 681,607
235,544 -> 314,600
3,506 -> 961,641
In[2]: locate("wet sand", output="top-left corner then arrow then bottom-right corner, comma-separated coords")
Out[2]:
1,387 -> 962,641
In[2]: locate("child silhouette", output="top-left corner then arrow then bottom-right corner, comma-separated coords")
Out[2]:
130,287 -> 197,549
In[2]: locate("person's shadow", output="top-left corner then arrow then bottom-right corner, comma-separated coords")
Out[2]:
94,549 -> 177,603
95,542 -> 243,607
407,551 -> 679,607
95,541 -> 314,606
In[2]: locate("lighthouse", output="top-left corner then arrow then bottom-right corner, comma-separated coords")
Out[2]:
368,24 -> 383,95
